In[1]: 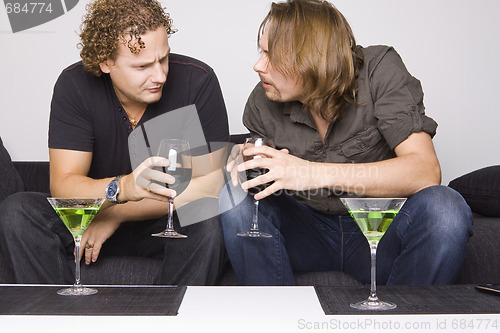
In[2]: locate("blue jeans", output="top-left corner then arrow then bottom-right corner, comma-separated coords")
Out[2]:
218,184 -> 473,285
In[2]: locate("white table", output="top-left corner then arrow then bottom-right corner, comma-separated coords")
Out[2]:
0,286 -> 499,333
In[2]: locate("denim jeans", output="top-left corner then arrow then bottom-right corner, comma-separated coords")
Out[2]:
0,192 -> 226,285
218,184 -> 473,285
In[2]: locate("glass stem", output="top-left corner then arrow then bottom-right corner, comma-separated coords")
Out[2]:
74,237 -> 83,290
251,199 -> 260,231
166,199 -> 174,231
368,242 -> 379,302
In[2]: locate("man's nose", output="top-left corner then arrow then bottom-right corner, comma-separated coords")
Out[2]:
152,63 -> 167,83
253,53 -> 269,73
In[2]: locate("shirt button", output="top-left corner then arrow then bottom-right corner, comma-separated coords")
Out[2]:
360,143 -> 366,149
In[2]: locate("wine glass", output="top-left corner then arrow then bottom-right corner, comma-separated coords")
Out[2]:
237,137 -> 275,238
47,197 -> 105,296
152,139 -> 192,238
340,197 -> 406,310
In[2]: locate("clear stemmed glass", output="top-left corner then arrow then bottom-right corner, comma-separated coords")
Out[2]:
237,137 -> 275,238
152,139 -> 192,238
340,197 -> 406,310
47,197 -> 105,296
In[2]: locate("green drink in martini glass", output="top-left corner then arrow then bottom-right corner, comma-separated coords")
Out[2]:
340,197 -> 406,310
47,197 -> 105,296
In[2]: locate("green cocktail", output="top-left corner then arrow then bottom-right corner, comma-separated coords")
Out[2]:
341,198 -> 406,311
54,207 -> 101,238
348,210 -> 399,243
47,197 -> 105,296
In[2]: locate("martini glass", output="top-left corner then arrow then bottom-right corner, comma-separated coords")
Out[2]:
152,139 -> 192,238
340,197 -> 406,310
237,137 -> 274,238
47,197 -> 105,296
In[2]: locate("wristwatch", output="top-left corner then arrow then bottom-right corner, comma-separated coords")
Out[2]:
105,175 -> 127,204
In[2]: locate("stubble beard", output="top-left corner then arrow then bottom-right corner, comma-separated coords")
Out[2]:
264,85 -> 283,102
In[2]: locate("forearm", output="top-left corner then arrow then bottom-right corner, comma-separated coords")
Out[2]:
50,173 -> 111,198
49,148 -> 117,209
315,153 -> 441,197
105,198 -> 169,222
173,169 -> 225,209
102,170 -> 225,223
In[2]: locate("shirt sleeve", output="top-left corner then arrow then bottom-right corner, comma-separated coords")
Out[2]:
48,68 -> 94,152
191,67 -> 230,145
369,47 -> 438,150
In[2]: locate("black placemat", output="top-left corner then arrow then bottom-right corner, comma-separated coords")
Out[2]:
315,285 -> 500,315
0,285 -> 186,315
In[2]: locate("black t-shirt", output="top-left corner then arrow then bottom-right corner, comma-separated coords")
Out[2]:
49,53 -> 230,179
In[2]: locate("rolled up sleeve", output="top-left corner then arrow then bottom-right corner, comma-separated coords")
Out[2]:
369,47 -> 437,150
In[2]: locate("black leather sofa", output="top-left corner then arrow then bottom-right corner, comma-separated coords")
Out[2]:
1,135 -> 499,286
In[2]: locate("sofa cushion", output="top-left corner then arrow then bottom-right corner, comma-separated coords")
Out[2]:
456,214 -> 500,284
449,166 -> 500,217
0,137 -> 24,203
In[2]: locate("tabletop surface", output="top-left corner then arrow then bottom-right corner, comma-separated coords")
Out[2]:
0,284 -> 499,333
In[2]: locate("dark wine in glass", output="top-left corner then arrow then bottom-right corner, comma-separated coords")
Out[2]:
246,168 -> 272,195
237,137 -> 275,238
152,139 -> 192,238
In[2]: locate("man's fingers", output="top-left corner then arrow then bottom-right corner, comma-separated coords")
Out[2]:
242,145 -> 277,158
146,181 -> 176,199
253,181 -> 280,201
83,241 -> 103,265
230,144 -> 242,159
237,157 -> 273,173
83,240 -> 94,265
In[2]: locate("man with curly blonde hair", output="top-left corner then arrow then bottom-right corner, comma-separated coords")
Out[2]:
0,0 -> 230,285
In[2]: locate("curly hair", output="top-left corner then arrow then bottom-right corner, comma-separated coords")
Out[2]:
259,0 -> 364,122
78,0 -> 176,77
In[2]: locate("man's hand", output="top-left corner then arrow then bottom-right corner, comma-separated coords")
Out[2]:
226,144 -> 244,187
79,208 -> 121,264
234,145 -> 304,201
121,156 -> 177,203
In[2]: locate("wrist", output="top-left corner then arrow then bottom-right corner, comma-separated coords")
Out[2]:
105,175 -> 128,204
116,175 -> 127,203
311,161 -> 334,189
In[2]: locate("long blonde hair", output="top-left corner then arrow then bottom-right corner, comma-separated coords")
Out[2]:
259,0 -> 363,121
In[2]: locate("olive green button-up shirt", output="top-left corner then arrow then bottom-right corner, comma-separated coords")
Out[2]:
243,45 -> 438,214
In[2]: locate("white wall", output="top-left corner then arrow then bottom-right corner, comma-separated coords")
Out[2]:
1,0 -> 499,185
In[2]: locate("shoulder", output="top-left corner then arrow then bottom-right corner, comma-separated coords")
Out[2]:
55,61 -> 105,90
58,61 -> 95,80
358,45 -> 409,79
359,45 -> 394,59
168,53 -> 214,74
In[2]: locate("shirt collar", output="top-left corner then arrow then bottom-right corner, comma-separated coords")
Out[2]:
284,102 -> 316,129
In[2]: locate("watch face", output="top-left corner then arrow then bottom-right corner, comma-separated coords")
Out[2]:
106,182 -> 118,198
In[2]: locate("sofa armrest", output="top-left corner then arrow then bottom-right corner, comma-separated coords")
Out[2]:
13,161 -> 50,194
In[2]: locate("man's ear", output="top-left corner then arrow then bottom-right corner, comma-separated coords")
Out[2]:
99,59 -> 111,74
